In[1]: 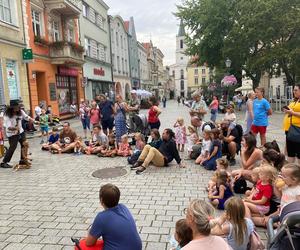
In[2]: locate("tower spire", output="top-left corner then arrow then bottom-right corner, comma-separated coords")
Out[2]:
177,19 -> 185,37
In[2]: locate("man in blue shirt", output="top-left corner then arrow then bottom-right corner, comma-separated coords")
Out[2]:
85,184 -> 142,250
251,87 -> 272,146
99,95 -> 115,135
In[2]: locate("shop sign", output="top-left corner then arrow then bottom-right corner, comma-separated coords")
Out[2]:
6,60 -> 19,100
22,49 -> 33,61
93,67 -> 105,76
58,66 -> 78,76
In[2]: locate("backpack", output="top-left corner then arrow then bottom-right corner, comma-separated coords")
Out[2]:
247,230 -> 265,250
202,122 -> 216,132
233,177 -> 247,194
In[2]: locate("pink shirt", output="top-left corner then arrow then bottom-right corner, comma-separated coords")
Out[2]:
90,108 -> 100,125
210,100 -> 219,110
182,236 -> 232,250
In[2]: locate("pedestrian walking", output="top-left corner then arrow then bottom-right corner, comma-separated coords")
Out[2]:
128,90 -> 140,132
283,84 -> 300,163
79,99 -> 91,139
251,87 -> 272,146
209,95 -> 219,123
1,100 -> 36,168
114,95 -> 128,143
244,91 -> 255,134
177,96 -> 181,106
99,95 -> 115,135
162,95 -> 167,108
148,96 -> 161,130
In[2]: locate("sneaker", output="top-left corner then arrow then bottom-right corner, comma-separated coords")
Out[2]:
136,166 -> 146,175
0,162 -> 12,168
229,158 -> 236,166
130,164 -> 139,170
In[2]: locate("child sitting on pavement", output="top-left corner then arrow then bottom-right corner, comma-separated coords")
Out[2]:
85,125 -> 108,155
207,158 -> 230,193
128,133 -> 145,165
186,126 -> 199,159
148,129 -> 162,149
117,134 -> 132,157
74,137 -> 85,155
195,130 -> 211,165
98,134 -> 117,157
84,184 -> 142,250
169,219 -> 192,250
41,127 -> 59,151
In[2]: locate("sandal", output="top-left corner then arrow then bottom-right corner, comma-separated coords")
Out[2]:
136,166 -> 146,175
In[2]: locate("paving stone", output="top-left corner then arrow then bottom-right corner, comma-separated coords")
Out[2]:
3,243 -> 27,250
5,234 -> 27,243
22,244 -> 45,250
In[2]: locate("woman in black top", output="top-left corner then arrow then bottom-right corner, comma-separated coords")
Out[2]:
132,129 -> 184,174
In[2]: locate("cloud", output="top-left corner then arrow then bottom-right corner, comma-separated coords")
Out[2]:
105,0 -> 182,65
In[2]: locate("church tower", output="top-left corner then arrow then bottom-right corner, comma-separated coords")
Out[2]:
175,20 -> 189,97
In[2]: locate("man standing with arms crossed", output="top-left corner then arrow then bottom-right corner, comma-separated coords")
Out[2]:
251,87 -> 272,146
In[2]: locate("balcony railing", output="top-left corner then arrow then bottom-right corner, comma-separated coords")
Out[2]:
44,0 -> 81,18
49,41 -> 84,65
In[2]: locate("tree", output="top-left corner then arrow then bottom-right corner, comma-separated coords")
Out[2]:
176,0 -> 300,87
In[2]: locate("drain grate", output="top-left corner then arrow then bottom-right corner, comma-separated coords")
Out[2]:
92,167 -> 128,179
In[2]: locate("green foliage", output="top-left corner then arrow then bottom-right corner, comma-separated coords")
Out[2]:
176,0 -> 300,86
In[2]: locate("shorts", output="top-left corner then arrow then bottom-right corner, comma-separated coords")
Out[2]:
251,125 -> 267,135
101,118 -> 114,131
40,126 -> 49,133
256,205 -> 270,215
286,136 -> 300,159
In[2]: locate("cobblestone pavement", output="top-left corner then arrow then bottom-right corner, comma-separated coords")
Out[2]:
0,101 -> 286,250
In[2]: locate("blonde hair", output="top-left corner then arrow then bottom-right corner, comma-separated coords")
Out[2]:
260,164 -> 277,184
188,125 -> 196,134
225,197 -> 248,246
121,134 -> 128,141
216,158 -> 229,169
282,163 -> 300,184
135,132 -> 145,142
187,199 -> 215,236
177,117 -> 184,124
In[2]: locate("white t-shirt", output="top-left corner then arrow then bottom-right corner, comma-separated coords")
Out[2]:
224,112 -> 236,123
281,185 -> 300,209
182,235 -> 232,250
201,139 -> 212,156
4,110 -> 30,137
35,106 -> 41,117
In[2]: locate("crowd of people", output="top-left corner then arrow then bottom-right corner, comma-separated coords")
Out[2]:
0,84 -> 300,250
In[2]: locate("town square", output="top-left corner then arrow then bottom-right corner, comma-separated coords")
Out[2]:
0,0 -> 300,250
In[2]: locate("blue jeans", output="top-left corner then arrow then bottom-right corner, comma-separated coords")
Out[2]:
210,109 -> 218,123
81,117 -> 90,130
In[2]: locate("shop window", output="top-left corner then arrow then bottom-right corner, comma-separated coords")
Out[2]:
56,75 -> 77,114
6,60 -> 19,100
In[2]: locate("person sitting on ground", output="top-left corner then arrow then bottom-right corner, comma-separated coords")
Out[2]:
195,130 -> 211,165
231,133 -> 263,181
186,126 -> 199,159
148,129 -> 162,149
190,116 -> 213,159
211,197 -> 254,250
98,134 -> 117,157
243,164 -> 277,223
202,129 -> 222,171
263,140 -> 280,153
208,170 -> 234,210
263,149 -> 286,171
85,125 -> 108,155
127,133 -> 145,165
220,120 -> 242,166
41,127 -> 59,151
50,122 -> 77,154
183,199 -> 231,250
207,158 -> 230,193
244,167 -> 261,198
169,219 -> 193,250
85,184 -> 142,250
132,129 -> 184,174
74,137 -> 85,155
117,135 -> 132,157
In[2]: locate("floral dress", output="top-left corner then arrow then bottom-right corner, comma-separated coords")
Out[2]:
175,125 -> 187,145
115,103 -> 127,143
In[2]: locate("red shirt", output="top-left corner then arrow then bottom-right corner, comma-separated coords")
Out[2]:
252,180 -> 273,206
90,108 -> 100,125
148,106 -> 159,123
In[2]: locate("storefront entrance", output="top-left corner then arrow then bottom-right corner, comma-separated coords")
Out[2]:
56,75 -> 78,115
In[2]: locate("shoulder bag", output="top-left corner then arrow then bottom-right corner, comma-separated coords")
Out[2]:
287,101 -> 300,143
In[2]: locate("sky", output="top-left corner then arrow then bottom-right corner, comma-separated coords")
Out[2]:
105,0 -> 182,66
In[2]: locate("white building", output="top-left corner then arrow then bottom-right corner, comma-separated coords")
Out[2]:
170,20 -> 189,97
138,42 -> 149,90
109,15 -> 131,100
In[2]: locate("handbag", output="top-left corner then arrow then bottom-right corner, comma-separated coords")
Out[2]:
247,230 -> 265,250
287,102 -> 300,143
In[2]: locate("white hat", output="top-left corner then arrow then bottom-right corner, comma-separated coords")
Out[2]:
130,90 -> 137,94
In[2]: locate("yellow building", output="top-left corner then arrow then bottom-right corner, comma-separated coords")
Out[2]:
0,0 -> 30,108
187,65 -> 211,97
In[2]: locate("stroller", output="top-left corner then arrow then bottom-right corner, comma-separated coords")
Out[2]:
129,113 -> 150,138
267,201 -> 300,250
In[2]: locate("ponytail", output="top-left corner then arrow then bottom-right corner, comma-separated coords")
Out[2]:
263,149 -> 286,171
